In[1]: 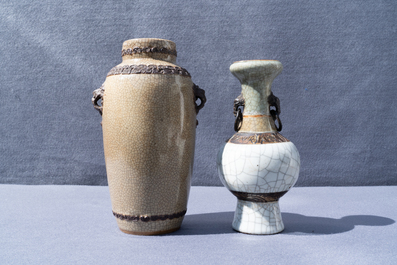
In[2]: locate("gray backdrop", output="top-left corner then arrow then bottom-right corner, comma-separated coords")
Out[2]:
0,0 -> 396,186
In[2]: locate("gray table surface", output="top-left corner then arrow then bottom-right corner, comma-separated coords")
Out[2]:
0,185 -> 396,264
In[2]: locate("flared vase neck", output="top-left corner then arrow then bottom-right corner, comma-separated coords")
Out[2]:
230,60 -> 282,115
230,60 -> 283,133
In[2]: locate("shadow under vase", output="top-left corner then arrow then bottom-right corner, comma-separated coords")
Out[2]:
167,211 -> 395,236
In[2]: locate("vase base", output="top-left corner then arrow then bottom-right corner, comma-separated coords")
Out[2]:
119,226 -> 180,235
232,227 -> 284,235
232,200 -> 284,235
116,214 -> 184,236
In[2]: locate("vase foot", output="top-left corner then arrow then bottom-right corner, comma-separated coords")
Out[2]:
119,226 -> 180,235
232,200 -> 284,235
115,212 -> 185,236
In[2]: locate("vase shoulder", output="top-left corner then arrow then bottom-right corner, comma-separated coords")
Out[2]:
106,59 -> 192,78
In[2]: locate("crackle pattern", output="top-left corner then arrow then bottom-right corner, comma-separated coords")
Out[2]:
239,84 -> 269,115
233,200 -> 284,234
101,38 -> 197,235
217,142 -> 300,194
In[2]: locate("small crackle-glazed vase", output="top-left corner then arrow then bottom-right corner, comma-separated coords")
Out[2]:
92,38 -> 206,235
217,60 -> 300,235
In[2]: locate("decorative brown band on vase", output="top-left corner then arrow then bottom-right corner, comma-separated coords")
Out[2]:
228,132 -> 290,144
230,191 -> 288,203
107,65 -> 191,77
122,47 -> 177,57
112,209 -> 187,222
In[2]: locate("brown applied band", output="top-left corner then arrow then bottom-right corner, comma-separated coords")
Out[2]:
230,191 -> 288,203
121,47 -> 177,57
228,132 -> 290,144
107,65 -> 191,77
112,210 -> 187,222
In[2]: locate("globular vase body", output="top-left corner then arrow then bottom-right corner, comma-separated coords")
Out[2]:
92,38 -> 205,235
217,60 -> 300,235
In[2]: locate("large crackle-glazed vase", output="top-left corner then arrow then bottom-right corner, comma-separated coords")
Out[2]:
217,60 -> 300,235
92,38 -> 206,235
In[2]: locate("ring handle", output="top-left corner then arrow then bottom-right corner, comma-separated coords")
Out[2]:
267,92 -> 282,132
192,84 -> 206,126
193,84 -> 206,115
270,110 -> 282,132
92,83 -> 105,116
234,108 -> 243,132
233,94 -> 245,132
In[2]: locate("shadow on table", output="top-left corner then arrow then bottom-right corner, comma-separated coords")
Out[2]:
172,212 -> 235,235
171,211 -> 395,236
282,212 -> 395,235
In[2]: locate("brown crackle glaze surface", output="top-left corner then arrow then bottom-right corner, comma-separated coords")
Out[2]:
97,38 -> 202,235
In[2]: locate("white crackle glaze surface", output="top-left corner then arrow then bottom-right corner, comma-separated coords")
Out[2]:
217,141 -> 299,234
219,60 -> 300,234
233,200 -> 284,234
217,142 -> 300,194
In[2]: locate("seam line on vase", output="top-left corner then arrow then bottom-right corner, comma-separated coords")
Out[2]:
112,209 -> 187,222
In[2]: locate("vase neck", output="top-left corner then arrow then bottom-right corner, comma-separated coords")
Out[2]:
230,60 -> 283,133
240,80 -> 271,115
121,38 -> 177,64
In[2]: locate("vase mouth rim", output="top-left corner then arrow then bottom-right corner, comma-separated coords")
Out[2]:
230,60 -> 283,71
122,38 -> 177,51
124,38 -> 175,43
230,60 -> 283,78
232,59 -> 279,63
